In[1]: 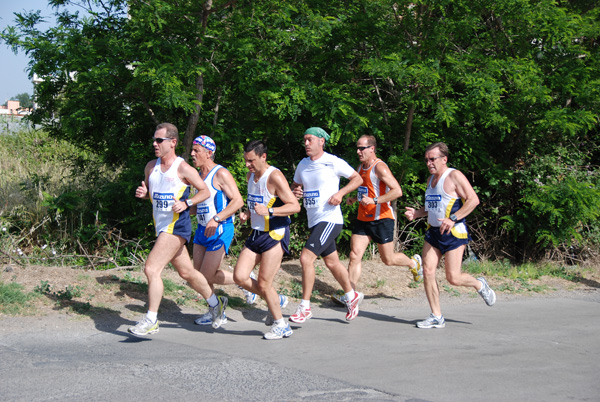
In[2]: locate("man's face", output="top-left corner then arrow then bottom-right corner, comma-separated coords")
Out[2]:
424,147 -> 447,174
244,150 -> 267,173
190,144 -> 208,167
303,134 -> 323,157
356,138 -> 375,163
152,128 -> 175,157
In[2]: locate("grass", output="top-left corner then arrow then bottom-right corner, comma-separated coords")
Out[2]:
0,281 -> 38,314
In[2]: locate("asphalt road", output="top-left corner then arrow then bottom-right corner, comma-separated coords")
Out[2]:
1,291 -> 598,402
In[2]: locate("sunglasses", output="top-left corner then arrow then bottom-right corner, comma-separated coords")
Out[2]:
153,137 -> 173,144
424,156 -> 443,163
357,146 -> 373,151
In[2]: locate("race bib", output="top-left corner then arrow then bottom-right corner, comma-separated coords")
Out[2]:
425,194 -> 442,212
153,193 -> 173,211
247,194 -> 263,213
303,190 -> 320,209
196,204 -> 210,225
357,186 -> 368,201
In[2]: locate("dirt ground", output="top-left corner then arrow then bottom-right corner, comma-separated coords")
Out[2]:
2,255 -> 600,320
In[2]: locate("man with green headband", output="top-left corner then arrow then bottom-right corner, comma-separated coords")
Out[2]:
290,127 -> 364,323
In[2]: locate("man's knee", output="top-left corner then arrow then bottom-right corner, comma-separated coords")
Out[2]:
299,250 -> 315,269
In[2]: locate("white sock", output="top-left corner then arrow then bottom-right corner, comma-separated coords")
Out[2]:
345,290 -> 356,301
274,318 -> 285,326
146,311 -> 158,323
207,293 -> 219,307
300,299 -> 310,309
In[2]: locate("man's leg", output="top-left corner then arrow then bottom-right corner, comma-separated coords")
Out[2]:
348,234 -> 370,289
144,232 -> 185,313
170,241 -> 213,300
193,244 -> 234,288
422,241 -> 442,317
299,247 -> 318,301
255,245 -> 285,320
322,251 -> 353,293
443,245 -> 481,289
377,242 -> 415,267
233,247 -> 261,293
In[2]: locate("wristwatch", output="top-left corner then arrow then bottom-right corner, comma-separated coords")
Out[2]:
373,197 -> 378,205
213,215 -> 221,223
449,213 -> 458,222
268,208 -> 274,217
185,199 -> 194,208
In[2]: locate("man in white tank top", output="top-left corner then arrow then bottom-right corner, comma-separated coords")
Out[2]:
128,123 -> 227,336
405,142 -> 496,329
233,140 -> 301,340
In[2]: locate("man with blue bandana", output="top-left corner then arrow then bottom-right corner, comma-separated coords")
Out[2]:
189,135 -> 258,327
129,123 -> 227,336
405,142 -> 496,329
290,127 -> 364,323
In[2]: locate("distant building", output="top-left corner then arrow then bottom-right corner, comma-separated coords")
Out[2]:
0,100 -> 32,117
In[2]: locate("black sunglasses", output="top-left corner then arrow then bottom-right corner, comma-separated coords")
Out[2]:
153,137 -> 173,144
357,146 -> 373,151
424,156 -> 443,163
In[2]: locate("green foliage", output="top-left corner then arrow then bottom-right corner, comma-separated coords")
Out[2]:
34,280 -> 84,301
1,0 -> 599,264
0,282 -> 36,314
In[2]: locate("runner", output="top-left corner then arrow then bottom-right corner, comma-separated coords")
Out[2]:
290,127 -> 364,323
405,142 -> 496,329
128,123 -> 227,336
233,140 -> 301,340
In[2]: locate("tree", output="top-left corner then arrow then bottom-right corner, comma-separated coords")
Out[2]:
12,92 -> 33,108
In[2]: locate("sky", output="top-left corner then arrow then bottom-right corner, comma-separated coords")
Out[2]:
0,0 -> 69,104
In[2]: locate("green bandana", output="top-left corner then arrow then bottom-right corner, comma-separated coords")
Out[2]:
304,127 -> 330,143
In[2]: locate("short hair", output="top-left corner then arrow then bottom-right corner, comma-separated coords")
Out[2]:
244,140 -> 267,157
359,135 -> 377,148
156,123 -> 179,141
425,142 -> 449,157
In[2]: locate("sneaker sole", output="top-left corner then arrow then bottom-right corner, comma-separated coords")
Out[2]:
416,322 -> 446,329
195,316 -> 228,326
330,294 -> 345,306
128,327 -> 159,336
289,312 -> 312,323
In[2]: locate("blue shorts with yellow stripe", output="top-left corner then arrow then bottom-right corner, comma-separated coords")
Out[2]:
245,226 -> 290,255
425,223 -> 471,255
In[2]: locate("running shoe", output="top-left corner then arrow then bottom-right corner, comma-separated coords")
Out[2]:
289,305 -> 312,323
263,322 -> 293,340
330,292 -> 345,306
477,277 -> 496,306
344,291 -> 363,321
239,271 -> 258,305
209,295 -> 228,329
194,311 -> 227,326
279,294 -> 288,308
128,316 -> 159,336
416,313 -> 446,329
410,254 -> 423,282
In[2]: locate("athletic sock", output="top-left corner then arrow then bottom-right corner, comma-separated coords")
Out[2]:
300,299 -> 310,309
345,290 -> 356,302
146,311 -> 158,323
207,293 -> 219,308
274,318 -> 285,326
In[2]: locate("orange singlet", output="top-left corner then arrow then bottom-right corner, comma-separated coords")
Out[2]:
357,159 -> 395,222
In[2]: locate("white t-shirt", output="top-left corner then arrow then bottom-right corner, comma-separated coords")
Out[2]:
293,152 -> 356,228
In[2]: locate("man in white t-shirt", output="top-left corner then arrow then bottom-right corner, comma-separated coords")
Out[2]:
290,127 -> 364,323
